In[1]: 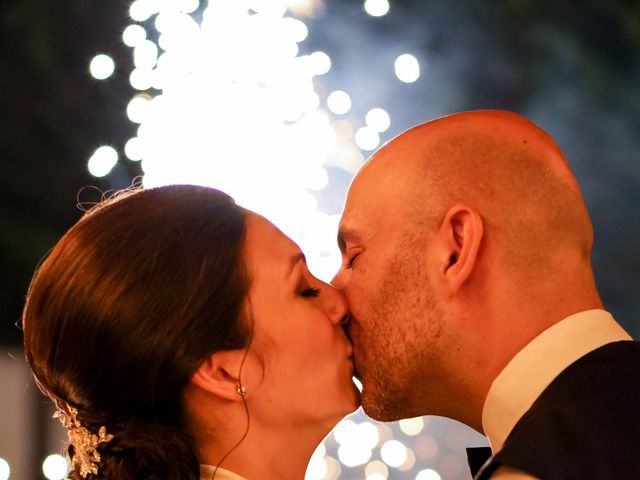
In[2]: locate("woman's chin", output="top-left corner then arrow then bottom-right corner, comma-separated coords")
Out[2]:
340,385 -> 362,417
325,390 -> 362,427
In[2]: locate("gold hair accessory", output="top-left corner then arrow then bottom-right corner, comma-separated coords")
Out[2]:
53,405 -> 114,478
236,383 -> 246,396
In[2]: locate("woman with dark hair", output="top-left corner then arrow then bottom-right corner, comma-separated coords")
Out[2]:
22,185 -> 359,480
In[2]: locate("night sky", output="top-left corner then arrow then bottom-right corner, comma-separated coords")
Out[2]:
2,0 -> 639,346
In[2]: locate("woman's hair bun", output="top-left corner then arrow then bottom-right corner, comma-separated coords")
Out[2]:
69,419 -> 200,480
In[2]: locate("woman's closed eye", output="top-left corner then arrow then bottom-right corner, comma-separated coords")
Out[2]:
300,287 -> 321,298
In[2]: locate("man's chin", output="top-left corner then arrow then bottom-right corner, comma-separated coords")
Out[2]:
359,387 -> 407,422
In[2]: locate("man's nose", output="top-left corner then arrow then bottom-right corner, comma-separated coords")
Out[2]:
326,284 -> 349,326
331,269 -> 344,290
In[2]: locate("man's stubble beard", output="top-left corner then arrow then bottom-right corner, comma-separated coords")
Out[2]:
357,245 -> 445,422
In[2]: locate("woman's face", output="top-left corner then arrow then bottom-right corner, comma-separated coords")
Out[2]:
243,213 -> 360,426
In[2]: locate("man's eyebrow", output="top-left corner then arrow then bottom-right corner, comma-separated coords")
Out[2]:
337,227 -> 359,253
286,252 -> 306,280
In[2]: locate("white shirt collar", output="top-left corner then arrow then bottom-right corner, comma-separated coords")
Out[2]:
200,465 -> 247,480
482,309 -> 631,452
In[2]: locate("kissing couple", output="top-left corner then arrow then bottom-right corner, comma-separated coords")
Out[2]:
23,110 -> 639,479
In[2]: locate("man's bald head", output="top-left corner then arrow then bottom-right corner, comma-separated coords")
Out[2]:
347,110 -> 593,277
335,110 -> 602,425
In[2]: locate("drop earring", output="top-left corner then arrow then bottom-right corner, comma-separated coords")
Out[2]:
236,383 -> 247,396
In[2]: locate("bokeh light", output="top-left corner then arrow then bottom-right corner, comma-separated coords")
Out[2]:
125,137 -> 145,161
414,434 -> 440,460
129,0 -> 156,22
89,54 -> 115,80
399,417 -> 425,436
305,443 -> 328,480
365,460 -> 389,478
122,24 -> 147,47
398,447 -> 416,471
439,453 -> 465,478
365,107 -> 391,133
310,50 -> 332,75
380,439 -> 408,468
394,53 -> 420,83
364,0 -> 390,17
42,454 -> 68,480
0,458 -> 9,480
354,126 -> 380,150
327,90 -> 352,115
88,145 -> 118,178
415,468 -> 442,480
333,419 -> 381,467
126,95 -> 152,124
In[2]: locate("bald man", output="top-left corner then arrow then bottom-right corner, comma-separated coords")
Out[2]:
333,110 -> 639,479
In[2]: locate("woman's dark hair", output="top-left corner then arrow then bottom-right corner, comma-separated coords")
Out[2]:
23,185 -> 251,479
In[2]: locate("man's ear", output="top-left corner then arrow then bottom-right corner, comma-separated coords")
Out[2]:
190,349 -> 250,402
438,205 -> 483,295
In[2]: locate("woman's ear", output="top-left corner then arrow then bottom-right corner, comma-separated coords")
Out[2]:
438,205 -> 483,295
191,349 -> 251,402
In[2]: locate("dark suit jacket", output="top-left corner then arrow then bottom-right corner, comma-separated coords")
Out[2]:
476,340 -> 640,479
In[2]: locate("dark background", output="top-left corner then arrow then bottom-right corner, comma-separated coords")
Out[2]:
2,0 -> 639,348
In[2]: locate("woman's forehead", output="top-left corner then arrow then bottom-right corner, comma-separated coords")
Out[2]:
244,213 -> 300,266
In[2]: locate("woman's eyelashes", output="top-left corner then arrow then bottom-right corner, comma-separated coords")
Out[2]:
300,287 -> 321,298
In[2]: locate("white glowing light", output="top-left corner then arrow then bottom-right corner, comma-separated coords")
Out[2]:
42,454 -> 68,480
355,126 -> 380,151
309,51 -> 332,75
178,0 -> 200,14
366,474 -> 387,480
133,40 -> 158,70
123,25 -> 147,47
89,54 -> 115,80
338,443 -> 372,467
365,107 -> 391,132
282,17 -> 309,42
127,95 -> 152,124
287,0 -> 318,16
398,447 -> 416,471
125,137 -> 145,161
88,146 -> 118,178
334,419 -> 357,445
129,0 -> 156,21
305,443 -> 328,480
0,458 -> 9,480
380,440 -> 408,468
415,468 -> 442,480
364,0 -> 390,17
334,420 -> 379,467
129,68 -> 153,90
365,460 -> 389,478
121,2 -> 362,283
327,90 -> 352,115
399,417 -> 424,436
394,53 -> 420,83
248,0 -> 288,15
